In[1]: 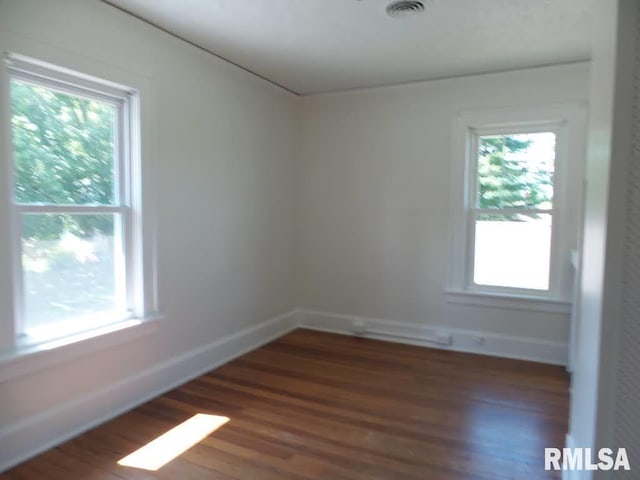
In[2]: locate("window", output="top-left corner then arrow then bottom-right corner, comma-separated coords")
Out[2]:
472,130 -> 556,291
448,105 -> 586,308
4,55 -> 148,345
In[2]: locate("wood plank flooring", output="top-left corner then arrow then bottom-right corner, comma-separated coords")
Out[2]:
2,329 -> 570,480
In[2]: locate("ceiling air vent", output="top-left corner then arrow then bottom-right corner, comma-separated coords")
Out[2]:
386,0 -> 425,18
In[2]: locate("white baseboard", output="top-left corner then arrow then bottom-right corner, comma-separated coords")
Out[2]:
0,307 -> 568,473
297,309 -> 568,366
0,310 -> 298,473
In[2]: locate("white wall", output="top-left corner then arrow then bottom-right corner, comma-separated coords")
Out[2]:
297,64 -> 589,347
0,0 -> 598,471
0,0 -> 297,469
567,1 -> 639,479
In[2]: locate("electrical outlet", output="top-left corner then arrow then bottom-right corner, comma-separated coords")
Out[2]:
473,335 -> 486,345
352,320 -> 368,335
434,330 -> 452,345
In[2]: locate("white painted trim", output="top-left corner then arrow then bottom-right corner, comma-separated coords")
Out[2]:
301,61 -> 591,98
0,50 -> 17,350
561,434 -> 589,480
2,48 -> 159,349
0,310 -> 298,473
0,315 -> 162,383
7,53 -> 136,100
448,103 -> 588,304
445,290 -> 571,313
563,433 -> 573,480
297,309 -> 568,366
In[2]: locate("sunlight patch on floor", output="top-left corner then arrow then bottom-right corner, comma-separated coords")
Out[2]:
117,413 -> 229,471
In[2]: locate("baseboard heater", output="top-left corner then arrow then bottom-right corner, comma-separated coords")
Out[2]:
351,322 -> 453,346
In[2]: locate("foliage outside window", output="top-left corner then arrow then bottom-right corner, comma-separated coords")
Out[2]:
470,131 -> 556,291
7,59 -> 137,341
477,134 -> 554,212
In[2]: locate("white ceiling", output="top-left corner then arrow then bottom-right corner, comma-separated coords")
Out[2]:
105,0 -> 592,95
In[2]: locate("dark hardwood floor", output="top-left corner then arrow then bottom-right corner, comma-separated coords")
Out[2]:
2,329 -> 569,479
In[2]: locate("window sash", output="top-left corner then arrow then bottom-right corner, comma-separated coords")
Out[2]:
465,208 -> 556,286
16,211 -> 131,341
468,130 -> 558,212
8,54 -> 131,106
469,207 -> 554,216
15,204 -> 127,213
465,130 -> 558,295
7,61 -> 136,341
10,75 -> 128,207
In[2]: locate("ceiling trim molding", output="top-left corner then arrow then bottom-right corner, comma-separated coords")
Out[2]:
99,0 -> 300,96
301,59 -> 592,97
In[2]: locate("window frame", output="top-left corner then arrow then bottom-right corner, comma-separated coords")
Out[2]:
447,104 -> 587,310
3,54 -> 150,347
466,124 -> 560,296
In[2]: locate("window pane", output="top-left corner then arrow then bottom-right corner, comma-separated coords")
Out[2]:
21,214 -> 126,335
10,79 -> 117,205
477,132 -> 555,210
473,213 -> 551,290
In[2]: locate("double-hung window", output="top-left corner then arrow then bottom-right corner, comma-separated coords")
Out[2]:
448,105 -> 586,308
4,55 -> 146,345
470,129 -> 556,292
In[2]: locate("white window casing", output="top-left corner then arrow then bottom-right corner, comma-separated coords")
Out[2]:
446,104 -> 588,312
0,53 -> 159,374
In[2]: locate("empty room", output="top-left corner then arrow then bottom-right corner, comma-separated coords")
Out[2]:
0,0 -> 638,479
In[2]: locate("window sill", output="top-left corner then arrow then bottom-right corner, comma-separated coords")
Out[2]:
0,315 -> 162,383
445,290 -> 571,314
